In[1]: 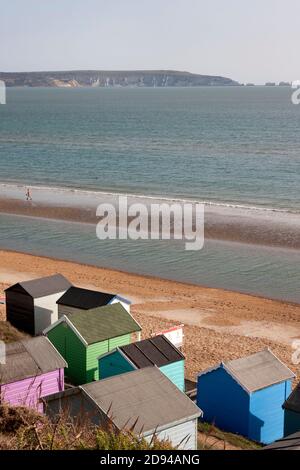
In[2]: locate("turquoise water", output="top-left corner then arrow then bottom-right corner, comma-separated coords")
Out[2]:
0,86 -> 299,210
0,87 -> 299,302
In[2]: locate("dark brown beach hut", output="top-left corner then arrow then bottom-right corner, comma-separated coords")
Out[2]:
5,274 -> 72,335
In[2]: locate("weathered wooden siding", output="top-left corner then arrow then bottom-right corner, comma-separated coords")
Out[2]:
160,360 -> 185,392
98,350 -> 135,380
46,390 -> 103,425
108,334 -> 131,350
284,409 -> 300,437
249,380 -> 292,444
58,304 -> 81,318
86,341 -> 109,382
197,367 -> 250,437
0,369 -> 64,412
87,335 -> 131,382
6,289 -> 35,335
34,291 -> 67,335
145,419 -> 198,450
47,323 -> 86,385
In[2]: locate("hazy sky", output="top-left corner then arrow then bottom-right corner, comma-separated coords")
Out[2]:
1,0 -> 299,84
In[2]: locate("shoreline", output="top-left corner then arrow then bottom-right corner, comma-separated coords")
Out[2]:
0,249 -> 300,382
1,246 -> 300,307
0,188 -> 300,250
1,181 -> 299,213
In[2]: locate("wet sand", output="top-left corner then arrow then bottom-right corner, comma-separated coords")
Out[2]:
0,249 -> 299,381
0,195 -> 300,249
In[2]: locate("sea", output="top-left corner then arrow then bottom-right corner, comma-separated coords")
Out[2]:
0,86 -> 299,302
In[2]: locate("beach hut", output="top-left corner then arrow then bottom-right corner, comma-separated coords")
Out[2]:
44,303 -> 142,385
197,349 -> 295,444
57,286 -> 132,316
98,335 -> 185,391
0,336 -> 66,412
45,367 -> 202,450
263,431 -> 300,450
283,381 -> 300,436
5,274 -> 72,335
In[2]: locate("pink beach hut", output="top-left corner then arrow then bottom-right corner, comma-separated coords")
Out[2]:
0,336 -> 67,412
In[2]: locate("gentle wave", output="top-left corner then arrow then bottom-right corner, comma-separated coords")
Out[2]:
0,181 -> 299,216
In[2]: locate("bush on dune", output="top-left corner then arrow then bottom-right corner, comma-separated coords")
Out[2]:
0,404 -> 173,450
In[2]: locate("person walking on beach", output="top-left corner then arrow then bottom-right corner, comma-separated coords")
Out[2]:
26,187 -> 32,201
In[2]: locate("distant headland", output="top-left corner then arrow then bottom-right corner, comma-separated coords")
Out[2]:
0,70 -> 239,87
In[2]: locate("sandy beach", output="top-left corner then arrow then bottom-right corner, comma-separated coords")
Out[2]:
1,249 -> 299,382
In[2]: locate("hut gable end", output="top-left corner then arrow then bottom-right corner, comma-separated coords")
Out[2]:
6,289 -> 35,335
5,274 -> 72,335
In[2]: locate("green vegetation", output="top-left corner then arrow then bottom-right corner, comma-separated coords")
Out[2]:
0,405 -> 173,450
0,320 -> 27,343
198,422 -> 262,450
0,70 -> 239,88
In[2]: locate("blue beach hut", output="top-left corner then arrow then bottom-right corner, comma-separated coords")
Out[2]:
197,349 -> 295,444
98,335 -> 185,391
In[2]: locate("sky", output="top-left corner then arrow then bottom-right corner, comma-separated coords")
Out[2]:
1,0 -> 299,84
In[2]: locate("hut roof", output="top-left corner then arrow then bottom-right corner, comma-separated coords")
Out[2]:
119,335 -> 184,368
46,303 -> 141,345
199,349 -> 295,394
57,286 -> 116,310
263,432 -> 300,450
0,336 -> 67,384
5,274 -> 72,298
283,382 -> 300,413
80,367 -> 201,434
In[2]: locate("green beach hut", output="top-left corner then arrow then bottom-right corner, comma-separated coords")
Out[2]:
44,303 -> 141,385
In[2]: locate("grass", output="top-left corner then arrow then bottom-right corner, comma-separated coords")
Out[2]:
0,320 -> 27,343
0,404 -> 173,451
198,422 -> 262,450
0,405 -> 263,451
0,300 -> 28,343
